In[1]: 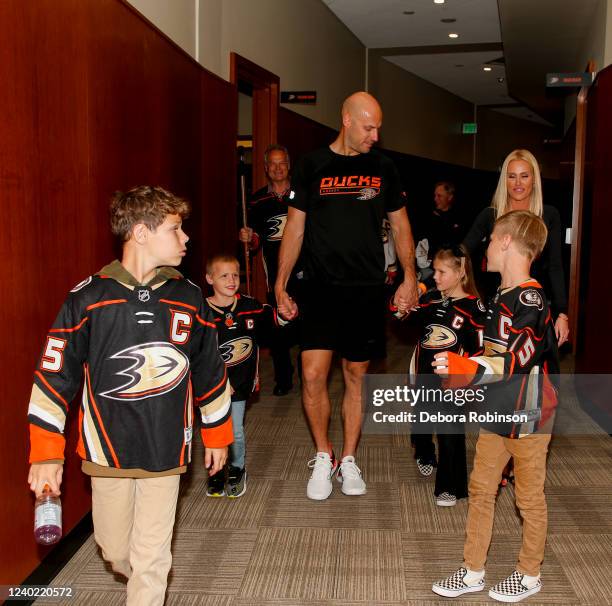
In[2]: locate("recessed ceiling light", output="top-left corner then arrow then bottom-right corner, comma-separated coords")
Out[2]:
448,32 -> 459,38
403,10 -> 415,14
483,66 -> 492,71
434,0 -> 445,4
441,18 -> 456,23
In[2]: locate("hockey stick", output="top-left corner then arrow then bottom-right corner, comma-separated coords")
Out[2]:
238,147 -> 251,295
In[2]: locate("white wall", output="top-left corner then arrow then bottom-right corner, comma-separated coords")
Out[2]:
605,0 -> 612,66
127,0 -> 197,58
209,0 -> 365,129
564,0 -> 611,132
369,58 -> 474,167
198,0 -> 222,75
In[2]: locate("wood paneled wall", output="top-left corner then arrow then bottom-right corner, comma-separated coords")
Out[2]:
0,0 -> 236,583
576,65 -> 612,375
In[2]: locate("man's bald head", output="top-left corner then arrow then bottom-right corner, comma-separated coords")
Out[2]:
338,92 -> 383,155
341,92 -> 382,123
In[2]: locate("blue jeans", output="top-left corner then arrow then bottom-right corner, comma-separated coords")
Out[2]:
229,400 -> 246,469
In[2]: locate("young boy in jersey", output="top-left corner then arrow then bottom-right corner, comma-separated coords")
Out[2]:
431,211 -> 559,603
27,186 -> 232,606
407,244 -> 485,506
204,254 -> 287,498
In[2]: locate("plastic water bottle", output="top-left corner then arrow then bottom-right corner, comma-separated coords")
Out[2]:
34,485 -> 62,545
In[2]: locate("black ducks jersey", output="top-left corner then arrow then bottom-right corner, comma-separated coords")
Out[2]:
409,291 -> 486,380
446,280 -> 560,437
28,269 -> 232,472
205,294 -> 286,401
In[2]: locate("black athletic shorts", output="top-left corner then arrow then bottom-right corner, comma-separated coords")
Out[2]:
299,282 -> 386,361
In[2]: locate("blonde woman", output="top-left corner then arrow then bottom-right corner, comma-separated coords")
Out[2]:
463,149 -> 569,346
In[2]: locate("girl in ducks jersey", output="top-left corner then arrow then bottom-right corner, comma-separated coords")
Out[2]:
405,244 -> 485,507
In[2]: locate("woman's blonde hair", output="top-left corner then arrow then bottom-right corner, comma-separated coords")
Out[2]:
434,244 -> 480,298
491,149 -> 543,219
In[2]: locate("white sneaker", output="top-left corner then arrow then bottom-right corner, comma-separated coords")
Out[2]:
306,452 -> 337,500
337,455 -> 367,496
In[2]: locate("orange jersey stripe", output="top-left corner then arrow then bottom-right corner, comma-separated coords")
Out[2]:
85,365 -> 120,468
35,371 -> 69,410
29,424 -> 65,462
160,299 -> 197,312
196,314 -> 216,328
195,367 -> 227,402
76,406 -> 86,459
237,308 -> 264,316
521,279 -> 542,289
86,299 -> 127,311
200,416 -> 234,448
50,317 -> 89,333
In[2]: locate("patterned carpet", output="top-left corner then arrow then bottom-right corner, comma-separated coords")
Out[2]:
36,325 -> 612,605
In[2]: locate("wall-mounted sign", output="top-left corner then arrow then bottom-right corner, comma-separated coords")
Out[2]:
546,73 -> 593,87
281,91 -> 317,104
462,122 -> 477,134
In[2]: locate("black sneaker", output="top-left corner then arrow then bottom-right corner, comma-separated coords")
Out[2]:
226,466 -> 247,498
206,469 -> 226,497
273,384 -> 292,396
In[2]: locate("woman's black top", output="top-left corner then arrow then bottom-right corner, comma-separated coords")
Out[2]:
463,205 -> 567,316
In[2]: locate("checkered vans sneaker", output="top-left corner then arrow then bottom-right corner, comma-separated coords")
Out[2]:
306,451 -> 338,500
436,492 -> 457,506
488,571 -> 541,603
416,458 -> 435,476
432,567 -> 485,598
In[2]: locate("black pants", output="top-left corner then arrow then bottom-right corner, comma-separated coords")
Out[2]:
267,287 -> 301,388
270,320 -> 300,387
434,431 -> 468,499
413,430 -> 467,498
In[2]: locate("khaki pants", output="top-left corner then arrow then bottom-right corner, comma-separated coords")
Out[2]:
91,475 -> 181,606
463,430 -> 551,576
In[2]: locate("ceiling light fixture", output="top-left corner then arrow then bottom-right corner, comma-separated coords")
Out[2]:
483,66 -> 492,72
448,32 -> 459,38
434,0 -> 445,4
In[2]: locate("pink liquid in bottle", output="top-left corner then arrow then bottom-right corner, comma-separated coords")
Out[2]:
34,485 -> 62,545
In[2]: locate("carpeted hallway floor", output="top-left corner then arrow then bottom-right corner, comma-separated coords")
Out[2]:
36,326 -> 612,605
